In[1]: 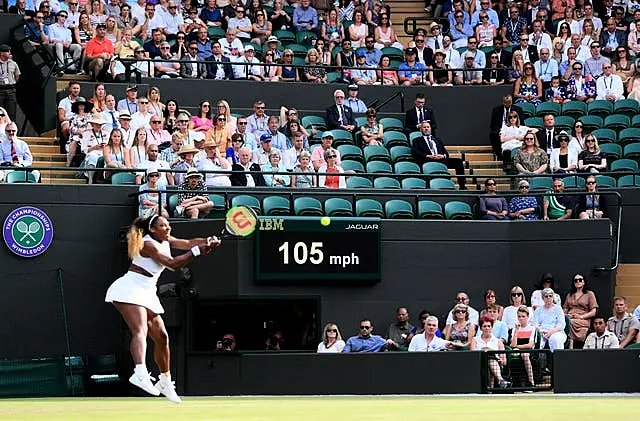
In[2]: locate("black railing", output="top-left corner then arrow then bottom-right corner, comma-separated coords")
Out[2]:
481,349 -> 554,394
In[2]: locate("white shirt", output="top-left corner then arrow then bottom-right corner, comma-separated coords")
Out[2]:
233,56 -> 262,79
65,10 -> 81,28
502,305 -> 533,330
137,159 -> 170,187
317,340 -> 345,353
282,146 -> 303,170
563,45 -> 591,62
408,333 -> 448,352
446,306 -> 479,325
227,17 -> 252,39
162,12 -> 184,34
119,126 -> 133,148
130,110 -> 153,132
596,74 -> 625,101
550,148 -> 578,171
219,38 -> 244,59
528,31 -> 552,53
443,46 -> 462,69
48,23 -> 72,43
102,109 -> 120,132
58,95 -> 76,120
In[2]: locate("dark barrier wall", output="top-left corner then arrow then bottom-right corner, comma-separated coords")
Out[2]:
616,188 -> 640,263
68,80 -> 511,146
554,349 -> 640,393
0,15 -> 21,45
184,352 -> 483,395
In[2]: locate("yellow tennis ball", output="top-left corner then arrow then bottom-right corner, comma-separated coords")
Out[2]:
320,216 -> 331,226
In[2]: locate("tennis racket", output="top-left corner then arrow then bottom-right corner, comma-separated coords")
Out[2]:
208,206 -> 258,244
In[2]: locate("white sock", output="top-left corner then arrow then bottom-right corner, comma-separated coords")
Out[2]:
134,364 -> 148,376
160,372 -> 171,382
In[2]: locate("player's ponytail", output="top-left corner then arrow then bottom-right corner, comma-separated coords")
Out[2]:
127,215 -> 159,258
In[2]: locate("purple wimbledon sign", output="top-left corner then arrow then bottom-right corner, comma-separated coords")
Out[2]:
3,206 -> 54,257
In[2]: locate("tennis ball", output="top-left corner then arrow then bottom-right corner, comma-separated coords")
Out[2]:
320,216 -> 331,226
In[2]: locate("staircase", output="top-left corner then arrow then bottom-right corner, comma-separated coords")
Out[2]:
450,145 -> 505,190
388,0 -> 430,46
615,265 -> 640,311
26,136 -> 84,184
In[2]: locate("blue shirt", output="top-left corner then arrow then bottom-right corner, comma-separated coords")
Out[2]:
343,335 -> 388,352
266,130 -> 288,151
534,59 -> 559,82
25,21 -> 49,44
532,305 -> 566,332
471,8 -> 499,27
448,10 -> 470,27
363,48 -> 382,67
398,61 -> 427,80
0,137 -> 33,166
449,21 -> 473,42
559,59 -> 584,78
477,320 -> 508,342
293,6 -> 318,31
199,7 -> 222,24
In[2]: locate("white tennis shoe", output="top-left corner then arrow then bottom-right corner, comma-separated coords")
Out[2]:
155,376 -> 182,404
129,372 -> 161,396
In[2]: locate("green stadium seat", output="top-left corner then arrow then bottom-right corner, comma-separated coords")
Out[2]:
561,101 -> 587,119
363,145 -> 391,162
355,116 -> 368,128
401,177 -> 427,189
617,175 -> 640,187
385,199 -> 414,219
530,177 -> 552,191
511,147 -> 520,160
613,99 -> 639,118
417,200 -> 444,219
381,46 -> 403,60
331,128 -> 354,144
295,30 -> 317,45
273,29 -> 295,44
326,72 -> 345,84
600,143 -> 622,161
324,197 -> 353,216
379,117 -> 404,132
517,102 -> 536,119
288,43 -> 309,58
595,175 -> 617,188
587,100 -> 614,118
562,176 -> 585,189
356,198 -> 384,218
444,201 -> 473,220
524,117 -> 544,130
341,160 -> 365,172
422,162 -> 450,175
554,116 -> 575,133
207,26 -> 226,40
618,128 -> 640,147
623,142 -> 640,161
231,194 -> 262,215
394,161 -> 421,174
366,161 -> 393,173
409,131 -> 422,142
301,115 -> 327,131
263,196 -> 291,216
337,144 -> 364,163
293,196 -> 323,216
429,178 -> 456,190
168,194 -> 182,217
383,131 -> 409,148
578,115 -> 603,132
610,158 -> 639,172
346,176 -> 372,188
591,128 -> 617,144
604,114 -> 630,133
374,177 -> 401,189
111,172 -> 136,185
207,194 -> 227,218
632,115 -> 640,128
535,102 -> 561,117
390,145 -> 413,163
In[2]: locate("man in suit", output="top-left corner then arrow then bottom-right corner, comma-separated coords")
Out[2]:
404,93 -> 437,135
205,41 -> 233,79
536,113 -> 559,154
180,40 -> 207,79
230,147 -> 265,186
489,94 -> 523,157
411,121 -> 466,189
599,18 -> 627,58
489,36 -> 512,67
326,89 -> 355,131
523,0 -> 542,25
512,34 -> 539,64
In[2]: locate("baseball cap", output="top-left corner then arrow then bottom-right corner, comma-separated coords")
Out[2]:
405,47 -> 418,55
518,180 -> 530,188
96,23 -> 107,29
260,133 -> 272,142
465,51 -> 475,59
356,50 -> 366,58
146,166 -> 160,176
348,84 -> 359,90
321,131 -> 334,138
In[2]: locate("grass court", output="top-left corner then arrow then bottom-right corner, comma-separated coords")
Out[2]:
0,395 -> 639,421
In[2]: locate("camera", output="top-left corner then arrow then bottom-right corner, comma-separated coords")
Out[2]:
221,338 -> 233,348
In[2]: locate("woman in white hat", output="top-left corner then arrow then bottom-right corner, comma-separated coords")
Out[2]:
81,113 -> 109,183
176,167 -> 214,219
138,166 -> 168,218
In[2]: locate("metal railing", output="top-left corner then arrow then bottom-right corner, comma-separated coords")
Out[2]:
481,349 -> 554,393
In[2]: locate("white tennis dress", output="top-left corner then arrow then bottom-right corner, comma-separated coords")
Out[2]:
105,235 -> 169,314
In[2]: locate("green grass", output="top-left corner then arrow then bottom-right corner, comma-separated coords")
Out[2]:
1,396 -> 639,421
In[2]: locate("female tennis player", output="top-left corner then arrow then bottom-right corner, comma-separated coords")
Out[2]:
105,214 -> 220,404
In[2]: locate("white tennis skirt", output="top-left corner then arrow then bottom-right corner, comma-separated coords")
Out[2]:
105,271 -> 164,315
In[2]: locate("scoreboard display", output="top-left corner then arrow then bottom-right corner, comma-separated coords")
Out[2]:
254,217 -> 381,282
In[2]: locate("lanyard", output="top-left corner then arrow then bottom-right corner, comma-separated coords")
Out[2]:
603,76 -> 613,90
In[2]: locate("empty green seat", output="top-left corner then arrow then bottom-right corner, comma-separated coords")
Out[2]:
332,129 -> 355,147
444,201 -> 473,220
578,115 -> 603,132
591,128 -> 617,144
554,116 -> 575,133
604,114 -> 630,133
518,102 -> 536,119
263,196 -> 291,216
617,175 -> 640,187
524,117 -> 544,130
595,175 -> 616,188
379,117 -> 404,132
623,142 -> 640,160
610,158 -> 638,172
355,116 -> 368,128
530,177 -> 552,191
207,194 -> 227,218
273,29 -> 295,44
341,160 -> 365,172
295,30 -> 317,45
429,178 -> 456,190
231,194 -> 262,215
374,177 -> 401,189
168,194 -> 181,217
417,200 -> 444,219
632,115 -> 640,128
385,199 -> 414,219
355,198 -> 384,218
619,128 -> 640,147
614,99 -> 640,117
390,145 -> 413,163
536,102 -> 561,117
409,131 -> 423,143
363,145 -> 391,162
346,176 -> 372,188
111,172 -> 136,185
337,144 -> 364,163
562,176 -> 585,189
561,101 -> 587,119
366,161 -> 393,173
207,26 -> 226,40
401,177 -> 427,189
600,143 -> 622,161
301,115 -> 327,131
294,196 -> 323,216
394,161 -> 420,174
383,131 -> 409,148
423,162 -> 450,175
588,100 -> 614,118
324,198 -> 353,216
381,46 -> 403,60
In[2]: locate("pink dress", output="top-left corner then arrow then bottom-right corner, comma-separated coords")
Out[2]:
191,115 -> 214,132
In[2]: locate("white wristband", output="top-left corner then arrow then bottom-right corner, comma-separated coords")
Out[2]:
191,245 -> 201,257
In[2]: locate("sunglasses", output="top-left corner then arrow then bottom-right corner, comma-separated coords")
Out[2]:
218,118 -> 226,121
575,124 -> 583,128
256,106 -> 265,109
139,101 -> 149,104
455,297 -> 467,302
151,121 -> 162,124
454,309 -> 467,314
168,5 -> 177,8
5,130 -> 16,133
543,294 -> 554,298
574,277 -> 585,282
359,326 -> 371,330
327,155 -> 337,159
586,181 -> 596,185
511,292 -> 523,297
326,329 -> 337,333
519,185 -> 529,189
148,173 -> 160,177
135,50 -> 144,53
202,104 -> 210,107
284,54 -> 293,57
238,122 -> 247,125
177,120 -> 189,123
486,182 -> 496,186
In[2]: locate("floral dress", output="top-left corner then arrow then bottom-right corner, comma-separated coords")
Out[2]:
515,79 -> 542,105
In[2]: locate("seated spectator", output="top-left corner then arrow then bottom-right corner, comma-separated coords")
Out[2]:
513,63 -> 543,106
350,50 -> 376,85
263,36 -> 282,63
251,133 -> 280,168
343,319 -> 391,352
408,316 -> 453,352
138,167 -> 168,217
471,317 -> 508,387
430,49 -> 453,86
475,11 -> 497,48
219,29 -> 244,61
25,10 -> 52,54
234,116 -> 257,151
531,273 -> 562,310
531,288 -> 567,351
291,150 -> 316,188
545,76 -> 569,103
135,143 -> 170,186
49,10 -> 82,73
566,62 -> 596,103
348,9 -> 367,49
446,291 -> 480,326
377,55 -> 398,85
479,304 -> 508,344
227,4 -> 251,41
322,9 -> 344,48
600,17 -> 626,59
508,50 -> 525,83
80,114 -> 109,182
283,132 -> 308,170
608,297 -> 640,348
585,42 -> 610,80
443,304 -> 476,349
90,83 -> 107,114
344,85 -> 367,114
67,98 -> 93,165
326,90 -> 355,131
596,61 -> 625,101
374,13 -> 403,50
564,273 -> 599,349
514,131 -> 548,175
612,47 -> 635,84
171,143 -> 198,185
509,306 -> 536,387
459,52 -> 482,85
584,314 -> 620,349
482,53 -> 506,85
262,150 -> 289,187
577,134 -> 607,173
360,35 -> 381,67
129,127 -> 148,167
550,131 -> 577,173
501,6 -> 527,47
154,41 -> 180,78
190,100 -> 214,134
205,113 -> 233,151
274,49 -> 298,82
449,10 -> 473,48
411,121 -> 466,189
117,85 -> 139,114
103,128 -> 132,178
503,286 -> 532,330
199,0 -> 223,29
335,38 -> 355,69
529,19 -> 552,53
303,48 -> 327,83
387,307 -> 415,351
314,39 -> 332,66
251,9 -> 272,46
479,178 -> 509,220
231,147 -> 265,186
578,175 -> 607,219
398,47 -> 428,86
74,12 -> 93,49
205,42 -> 233,80
293,0 -> 318,34
134,2 -> 165,41
543,178 -> 574,220
84,23 -> 115,81
0,123 -> 39,182
234,44 -> 263,80
317,323 -> 346,353
175,167 -> 213,219
509,180 -> 540,220
159,131 -> 182,168
196,140 -> 231,187
318,147 -> 346,189
481,289 -> 504,320
146,115 -> 171,150
179,40 -> 207,79
500,111 -> 533,170
225,133 -> 244,165
560,47 -> 583,82
360,108 -> 383,146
